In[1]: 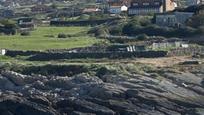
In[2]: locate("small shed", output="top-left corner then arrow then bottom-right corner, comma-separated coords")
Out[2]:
0,49 -> 6,55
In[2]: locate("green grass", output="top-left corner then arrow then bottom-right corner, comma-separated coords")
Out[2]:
0,26 -> 99,51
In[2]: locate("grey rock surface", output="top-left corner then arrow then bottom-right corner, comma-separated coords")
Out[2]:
0,66 -> 204,115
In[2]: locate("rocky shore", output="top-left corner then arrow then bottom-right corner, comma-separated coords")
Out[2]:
0,63 -> 204,115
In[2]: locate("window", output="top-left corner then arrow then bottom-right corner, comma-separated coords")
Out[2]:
133,3 -> 138,6
143,3 -> 149,5
154,2 -> 160,5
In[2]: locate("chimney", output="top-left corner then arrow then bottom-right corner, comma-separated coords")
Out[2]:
163,0 -> 175,12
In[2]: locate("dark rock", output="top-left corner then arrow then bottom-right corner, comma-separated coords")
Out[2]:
28,95 -> 51,106
56,98 -> 115,115
0,95 -> 59,115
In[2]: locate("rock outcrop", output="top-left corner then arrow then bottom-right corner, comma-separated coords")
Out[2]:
0,64 -> 204,115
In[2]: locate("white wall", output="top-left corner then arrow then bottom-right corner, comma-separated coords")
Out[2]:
0,49 -> 6,55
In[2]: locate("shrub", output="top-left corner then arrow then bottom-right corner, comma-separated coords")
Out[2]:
58,33 -> 67,38
130,16 -> 152,26
109,24 -> 124,36
198,26 -> 204,34
66,34 -> 72,37
187,14 -> 204,28
21,31 -> 30,36
88,27 -> 108,37
137,34 -> 148,40
77,14 -> 90,21
122,22 -> 201,38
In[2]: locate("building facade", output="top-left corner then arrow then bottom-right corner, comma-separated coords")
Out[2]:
155,12 -> 194,27
187,0 -> 204,6
107,0 -> 130,14
128,0 -> 175,15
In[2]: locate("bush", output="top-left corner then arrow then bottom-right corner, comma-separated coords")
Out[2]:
89,13 -> 110,21
198,26 -> 204,34
58,33 -> 67,38
66,34 -> 72,37
77,14 -> 90,21
122,22 -> 201,38
88,27 -> 108,37
187,14 -> 204,28
93,40 -> 110,47
109,25 -> 123,35
130,16 -> 152,26
21,31 -> 30,36
137,34 -> 148,40
0,27 -> 16,35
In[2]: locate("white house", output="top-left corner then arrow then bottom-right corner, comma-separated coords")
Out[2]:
109,5 -> 128,14
121,5 -> 128,12
109,6 -> 122,14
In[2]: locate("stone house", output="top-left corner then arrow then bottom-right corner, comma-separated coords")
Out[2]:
151,40 -> 188,50
128,0 -> 176,15
108,0 -> 130,14
155,12 -> 194,27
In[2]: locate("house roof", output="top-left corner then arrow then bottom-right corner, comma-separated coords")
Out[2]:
108,0 -> 131,6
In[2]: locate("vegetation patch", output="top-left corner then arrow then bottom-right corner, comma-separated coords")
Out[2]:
0,26 -> 100,51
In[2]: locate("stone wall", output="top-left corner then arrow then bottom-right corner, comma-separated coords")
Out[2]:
27,51 -> 168,61
50,18 -> 120,26
167,47 -> 204,56
5,50 -> 45,57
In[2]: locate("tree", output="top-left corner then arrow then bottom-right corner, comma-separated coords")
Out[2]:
51,3 -> 57,9
187,14 -> 204,28
0,19 -> 16,29
0,19 -> 16,35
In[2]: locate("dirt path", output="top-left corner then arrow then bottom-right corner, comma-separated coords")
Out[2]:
133,56 -> 192,67
50,56 -> 194,67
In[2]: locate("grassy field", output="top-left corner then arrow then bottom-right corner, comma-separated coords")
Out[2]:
0,26 -> 99,51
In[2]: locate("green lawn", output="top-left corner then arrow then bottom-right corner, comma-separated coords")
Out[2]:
0,26 -> 99,51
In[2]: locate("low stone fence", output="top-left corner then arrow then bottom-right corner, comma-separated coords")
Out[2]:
50,18 -> 121,26
27,51 -> 168,61
5,50 -> 45,57
167,47 -> 204,56
6,47 -> 204,61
